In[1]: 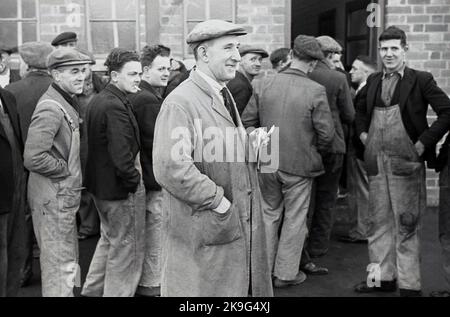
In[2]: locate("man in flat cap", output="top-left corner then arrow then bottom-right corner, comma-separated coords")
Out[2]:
152,19 -> 273,297
227,45 -> 268,115
24,48 -> 90,296
305,35 -> 354,259
242,35 -> 335,288
0,45 -> 20,88
5,41 -> 54,287
51,32 -> 78,49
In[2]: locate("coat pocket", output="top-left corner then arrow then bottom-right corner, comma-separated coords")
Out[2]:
200,204 -> 242,246
390,157 -> 422,177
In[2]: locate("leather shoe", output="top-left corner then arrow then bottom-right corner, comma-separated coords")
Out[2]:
273,271 -> 307,288
354,280 -> 397,293
301,262 -> 328,275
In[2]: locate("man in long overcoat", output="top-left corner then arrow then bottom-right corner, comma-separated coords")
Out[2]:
152,19 -> 273,297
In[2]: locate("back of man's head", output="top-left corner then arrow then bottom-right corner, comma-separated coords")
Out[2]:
270,48 -> 290,69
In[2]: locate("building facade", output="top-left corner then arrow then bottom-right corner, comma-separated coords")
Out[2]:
1,0 -> 449,204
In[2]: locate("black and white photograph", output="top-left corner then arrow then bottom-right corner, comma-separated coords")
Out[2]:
0,0 -> 450,302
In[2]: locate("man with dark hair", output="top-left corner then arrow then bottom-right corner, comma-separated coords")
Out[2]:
129,44 -> 171,297
354,26 -> 450,296
24,48 -> 90,296
82,48 -> 145,297
0,87 -> 27,297
227,45 -> 269,115
339,55 -> 377,244
306,35 -> 354,258
269,48 -> 292,72
242,35 -> 335,287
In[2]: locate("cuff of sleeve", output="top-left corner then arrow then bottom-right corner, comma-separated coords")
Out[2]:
419,133 -> 435,149
210,186 -> 225,210
213,196 -> 231,214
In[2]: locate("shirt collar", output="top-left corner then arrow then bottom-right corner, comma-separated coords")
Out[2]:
382,63 -> 406,79
52,83 -> 79,113
356,81 -> 367,94
195,68 -> 226,98
0,68 -> 10,88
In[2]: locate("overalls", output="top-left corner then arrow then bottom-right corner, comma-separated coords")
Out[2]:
28,100 -> 82,297
364,104 -> 425,291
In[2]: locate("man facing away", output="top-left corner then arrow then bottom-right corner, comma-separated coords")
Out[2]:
354,26 -> 450,297
242,35 -> 335,287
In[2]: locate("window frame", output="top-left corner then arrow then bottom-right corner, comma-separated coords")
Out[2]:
0,0 -> 40,47
183,0 -> 237,57
84,0 -> 141,58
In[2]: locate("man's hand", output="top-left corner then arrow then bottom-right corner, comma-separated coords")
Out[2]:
415,140 -> 425,156
360,132 -> 368,145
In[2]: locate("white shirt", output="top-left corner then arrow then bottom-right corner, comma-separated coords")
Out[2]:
0,68 -> 10,88
195,68 -> 228,105
356,81 -> 367,95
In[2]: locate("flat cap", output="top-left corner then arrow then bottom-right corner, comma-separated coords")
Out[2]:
316,35 -> 342,53
76,48 -> 96,65
293,35 -> 324,60
186,19 -> 247,45
239,45 -> 269,58
51,32 -> 78,47
47,48 -> 91,70
19,42 -> 54,69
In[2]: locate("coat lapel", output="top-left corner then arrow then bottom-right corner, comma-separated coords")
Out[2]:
190,70 -> 235,125
0,89 -> 21,144
366,72 -> 382,115
398,67 -> 415,112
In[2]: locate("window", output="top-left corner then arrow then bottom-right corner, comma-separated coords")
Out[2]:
0,0 -> 39,48
85,0 -> 139,55
345,0 -> 379,68
184,0 -> 236,56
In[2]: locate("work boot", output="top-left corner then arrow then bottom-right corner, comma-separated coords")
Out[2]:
273,271 -> 307,288
354,280 -> 397,293
430,290 -> 450,297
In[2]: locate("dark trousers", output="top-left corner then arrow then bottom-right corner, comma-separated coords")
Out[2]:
439,165 -> 450,289
307,153 -> 343,255
0,207 -> 27,297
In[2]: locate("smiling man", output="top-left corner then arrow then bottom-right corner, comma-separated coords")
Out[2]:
24,48 -> 90,296
227,45 -> 268,115
354,26 -> 450,296
129,44 -> 171,297
152,19 -> 273,297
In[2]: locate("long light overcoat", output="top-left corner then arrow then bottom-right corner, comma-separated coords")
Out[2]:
153,69 -> 273,297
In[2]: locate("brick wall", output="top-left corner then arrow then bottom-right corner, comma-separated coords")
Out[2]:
159,0 -> 288,67
385,0 -> 450,206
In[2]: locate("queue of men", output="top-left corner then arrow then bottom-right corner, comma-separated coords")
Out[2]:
1,20 -> 450,298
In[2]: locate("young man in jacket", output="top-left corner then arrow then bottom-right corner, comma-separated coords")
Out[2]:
129,44 -> 171,297
354,26 -> 450,297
